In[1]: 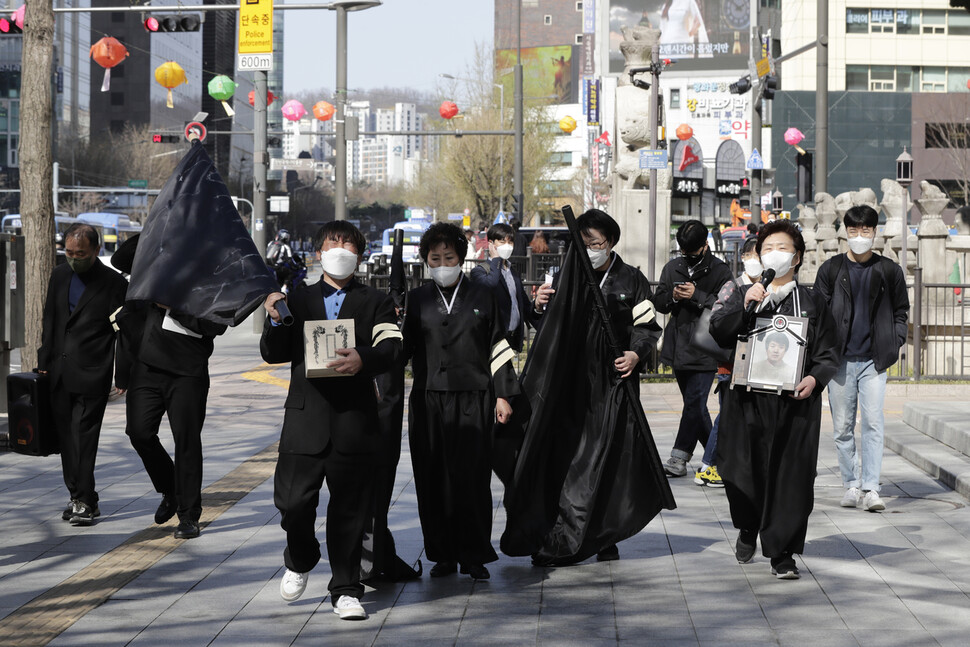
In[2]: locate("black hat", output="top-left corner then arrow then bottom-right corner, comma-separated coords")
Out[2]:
110,233 -> 140,274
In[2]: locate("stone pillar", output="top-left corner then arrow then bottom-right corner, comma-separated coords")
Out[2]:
814,192 -> 839,267
796,203 -> 819,284
880,178 -> 915,273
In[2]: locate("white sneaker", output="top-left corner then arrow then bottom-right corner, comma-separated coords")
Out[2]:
280,569 -> 308,602
862,490 -> 886,512
840,487 -> 861,508
333,595 -> 367,620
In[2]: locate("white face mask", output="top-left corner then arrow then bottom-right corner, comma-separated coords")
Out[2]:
496,243 -> 514,260
743,258 -> 763,278
760,250 -> 795,276
428,263 -> 463,288
320,247 -> 359,280
587,247 -> 610,269
848,235 -> 874,255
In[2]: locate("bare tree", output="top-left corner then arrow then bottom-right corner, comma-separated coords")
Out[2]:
19,1 -> 56,371
60,125 -> 179,192
923,94 -> 970,208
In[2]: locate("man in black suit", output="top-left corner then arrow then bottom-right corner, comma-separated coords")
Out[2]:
470,223 -> 550,352
261,221 -> 402,621
39,223 -> 129,526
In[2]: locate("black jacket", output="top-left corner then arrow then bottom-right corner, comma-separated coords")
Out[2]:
469,257 -> 541,352
261,278 -> 402,455
39,259 -> 130,395
653,250 -> 733,371
813,253 -> 909,373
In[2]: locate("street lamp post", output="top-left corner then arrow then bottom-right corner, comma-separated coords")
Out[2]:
896,147 -> 914,277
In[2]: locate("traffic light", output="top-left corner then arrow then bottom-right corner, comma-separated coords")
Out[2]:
763,74 -> 778,100
729,76 -> 752,95
796,152 -> 813,204
144,14 -> 201,32
0,17 -> 22,34
152,133 -> 180,144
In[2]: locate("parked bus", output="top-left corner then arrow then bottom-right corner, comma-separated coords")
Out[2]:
1,212 -> 75,237
76,212 -> 142,254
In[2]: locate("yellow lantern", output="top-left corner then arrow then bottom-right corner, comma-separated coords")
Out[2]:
154,61 -> 187,109
559,115 -> 578,134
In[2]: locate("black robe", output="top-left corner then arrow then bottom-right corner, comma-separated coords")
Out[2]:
500,250 -> 675,566
709,282 -> 840,558
403,275 -> 520,565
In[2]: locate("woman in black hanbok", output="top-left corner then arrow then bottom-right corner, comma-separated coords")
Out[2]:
403,223 -> 520,581
709,219 -> 840,579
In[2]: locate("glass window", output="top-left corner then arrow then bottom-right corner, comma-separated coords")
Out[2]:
949,11 -> 970,36
948,67 -> 970,93
922,10 -> 946,34
870,8 -> 894,33
896,9 -> 919,34
870,65 -> 894,81
846,65 -> 868,90
846,8 -> 869,33
670,88 -> 681,109
922,66 -> 946,92
896,66 -> 918,92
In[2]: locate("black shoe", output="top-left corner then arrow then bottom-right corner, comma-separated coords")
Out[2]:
174,519 -> 200,539
596,545 -> 620,562
770,553 -> 799,579
70,502 -> 98,526
62,499 -> 78,521
459,563 -> 490,580
154,494 -> 177,525
735,529 -> 757,564
430,561 -> 457,577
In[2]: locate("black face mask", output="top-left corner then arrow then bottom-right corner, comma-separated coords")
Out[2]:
684,249 -> 705,266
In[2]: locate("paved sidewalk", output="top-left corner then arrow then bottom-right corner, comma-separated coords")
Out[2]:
1,321 -> 970,646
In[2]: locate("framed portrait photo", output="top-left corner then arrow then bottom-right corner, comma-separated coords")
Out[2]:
731,314 -> 808,394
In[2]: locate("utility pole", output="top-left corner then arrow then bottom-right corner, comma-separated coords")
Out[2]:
749,0 -> 762,225
334,3 -> 349,220
252,70 -> 268,334
647,43 -> 660,282
816,0 -> 828,194
513,0 -> 524,224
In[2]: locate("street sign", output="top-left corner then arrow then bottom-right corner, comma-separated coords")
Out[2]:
238,0 -> 273,72
463,216 -> 471,228
127,179 -> 148,189
639,149 -> 668,170
269,195 -> 290,213
447,213 -> 464,221
184,121 -> 206,142
746,148 -> 765,170
269,158 -> 315,171
756,57 -> 770,78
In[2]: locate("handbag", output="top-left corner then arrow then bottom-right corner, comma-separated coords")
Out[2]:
691,307 -> 733,364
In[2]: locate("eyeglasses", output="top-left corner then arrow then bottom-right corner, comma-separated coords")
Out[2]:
846,226 -> 874,236
585,239 -> 610,250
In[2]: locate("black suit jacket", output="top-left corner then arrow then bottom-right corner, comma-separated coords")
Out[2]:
39,258 -> 129,395
261,278 -> 402,456
470,257 -> 540,352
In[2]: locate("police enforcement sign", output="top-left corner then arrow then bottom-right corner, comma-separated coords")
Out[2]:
746,148 -> 764,170
238,0 -> 274,71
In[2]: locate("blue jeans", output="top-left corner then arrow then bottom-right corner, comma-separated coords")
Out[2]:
827,359 -> 888,492
703,374 -> 731,466
670,370 -> 714,461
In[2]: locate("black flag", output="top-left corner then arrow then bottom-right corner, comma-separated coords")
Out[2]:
126,141 -> 279,326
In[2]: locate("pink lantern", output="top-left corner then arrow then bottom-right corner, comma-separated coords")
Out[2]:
12,4 -> 24,30
281,99 -> 306,121
439,101 -> 459,120
784,127 -> 806,155
675,123 -> 693,141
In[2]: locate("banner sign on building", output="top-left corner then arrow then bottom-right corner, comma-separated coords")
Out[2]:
584,0 -> 596,33
582,32 -> 596,76
586,79 -> 600,126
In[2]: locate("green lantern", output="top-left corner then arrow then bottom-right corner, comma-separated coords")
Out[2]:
207,75 -> 237,116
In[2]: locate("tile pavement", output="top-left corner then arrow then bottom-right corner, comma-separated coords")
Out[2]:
0,321 -> 969,645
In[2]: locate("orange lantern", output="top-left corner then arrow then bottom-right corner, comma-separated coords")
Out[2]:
90,37 -> 128,92
154,61 -> 187,109
675,123 -> 694,141
439,101 -> 459,120
249,90 -> 276,107
313,101 -> 335,122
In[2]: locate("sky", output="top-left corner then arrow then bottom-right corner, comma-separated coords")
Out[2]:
283,0 -> 495,96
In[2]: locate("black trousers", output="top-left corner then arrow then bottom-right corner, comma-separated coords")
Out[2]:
52,389 -> 109,508
408,390 -> 498,566
274,446 -> 375,602
671,369 -> 715,457
125,362 -> 208,522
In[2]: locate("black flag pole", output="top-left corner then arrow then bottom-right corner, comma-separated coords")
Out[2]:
389,228 -> 406,312
561,205 -> 675,509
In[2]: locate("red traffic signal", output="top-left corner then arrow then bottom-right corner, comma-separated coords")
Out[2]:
144,16 -> 159,31
144,14 -> 201,32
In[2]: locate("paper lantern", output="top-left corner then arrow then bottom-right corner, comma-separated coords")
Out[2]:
154,61 -> 187,109
89,37 -> 128,93
208,75 -> 236,116
248,90 -> 276,107
675,123 -> 693,141
313,101 -> 335,122
281,99 -> 306,122
559,115 -> 577,134
784,127 -> 806,155
12,4 -> 24,29
439,101 -> 459,120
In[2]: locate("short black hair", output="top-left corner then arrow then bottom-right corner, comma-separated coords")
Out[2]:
419,222 -> 468,262
741,236 -> 759,256
676,220 -> 708,253
746,222 -> 759,235
487,223 -> 514,242
756,220 -> 806,271
577,209 -> 621,246
765,331 -> 790,351
64,222 -> 100,250
843,204 -> 878,229
315,220 -> 366,256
